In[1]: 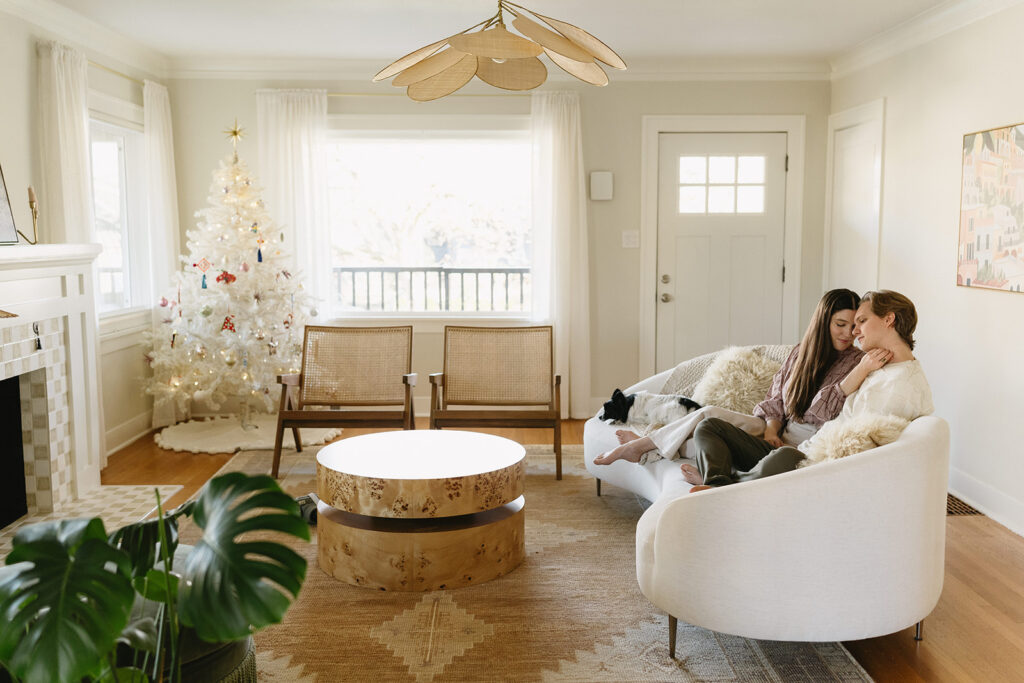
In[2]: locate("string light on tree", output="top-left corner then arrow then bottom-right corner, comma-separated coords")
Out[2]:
146,121 -> 318,423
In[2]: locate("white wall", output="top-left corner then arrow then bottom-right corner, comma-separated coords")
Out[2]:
831,4 -> 1024,534
0,7 -> 165,454
168,76 -> 831,415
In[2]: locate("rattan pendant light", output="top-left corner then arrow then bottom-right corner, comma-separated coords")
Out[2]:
372,0 -> 627,101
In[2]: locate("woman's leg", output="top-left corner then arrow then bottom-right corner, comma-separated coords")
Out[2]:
736,446 -> 805,482
691,417 -> 774,486
592,435 -> 655,464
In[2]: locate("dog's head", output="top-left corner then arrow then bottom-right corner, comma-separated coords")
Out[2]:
601,388 -> 634,423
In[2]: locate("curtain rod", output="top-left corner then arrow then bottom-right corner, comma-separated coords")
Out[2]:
327,91 -> 529,98
88,60 -> 145,87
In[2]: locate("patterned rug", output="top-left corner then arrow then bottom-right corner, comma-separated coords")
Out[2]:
194,445 -> 871,682
0,484 -> 182,556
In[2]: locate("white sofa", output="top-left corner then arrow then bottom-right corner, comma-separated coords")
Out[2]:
583,347 -> 950,650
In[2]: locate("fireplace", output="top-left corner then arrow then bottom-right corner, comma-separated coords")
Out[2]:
0,375 -> 27,528
0,244 -> 103,516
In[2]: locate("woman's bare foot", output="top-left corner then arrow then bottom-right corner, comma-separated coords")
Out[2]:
689,484 -> 713,493
680,463 -> 703,486
594,436 -> 656,465
615,429 -> 641,445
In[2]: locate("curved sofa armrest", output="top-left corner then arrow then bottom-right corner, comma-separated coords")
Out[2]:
637,416 -> 950,642
624,368 -> 675,396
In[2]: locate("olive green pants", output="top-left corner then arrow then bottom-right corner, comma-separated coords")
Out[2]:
691,417 -> 805,487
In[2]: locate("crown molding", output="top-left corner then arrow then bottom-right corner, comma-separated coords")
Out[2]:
830,0 -> 1024,79
167,55 -> 831,83
0,0 -> 169,79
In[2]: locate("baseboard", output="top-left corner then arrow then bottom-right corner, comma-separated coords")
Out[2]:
949,466 -> 1024,538
106,411 -> 153,456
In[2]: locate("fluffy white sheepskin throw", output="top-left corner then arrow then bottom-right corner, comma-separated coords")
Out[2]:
691,346 -> 782,414
800,413 -> 910,466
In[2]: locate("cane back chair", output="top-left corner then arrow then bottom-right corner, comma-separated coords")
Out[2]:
272,325 -> 416,477
429,325 -> 562,479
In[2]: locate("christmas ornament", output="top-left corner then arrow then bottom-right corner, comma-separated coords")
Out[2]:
159,297 -> 169,307
216,271 -> 237,285
201,305 -> 213,317
241,262 -> 250,272
222,315 -> 236,332
284,313 -> 294,329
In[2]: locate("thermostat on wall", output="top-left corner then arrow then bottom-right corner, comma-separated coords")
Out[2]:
590,171 -> 613,201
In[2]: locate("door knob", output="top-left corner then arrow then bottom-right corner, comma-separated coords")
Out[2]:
661,274 -> 671,283
660,293 -> 673,303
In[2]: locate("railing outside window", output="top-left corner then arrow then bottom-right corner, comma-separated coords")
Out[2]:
332,266 -> 530,313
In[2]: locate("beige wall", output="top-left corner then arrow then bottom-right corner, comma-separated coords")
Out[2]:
168,77 -> 831,413
0,8 -> 162,454
831,5 -> 1024,533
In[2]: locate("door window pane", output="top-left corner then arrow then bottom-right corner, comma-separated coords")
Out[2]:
678,156 -> 706,184
678,186 -> 706,213
708,156 -> 736,183
708,186 -> 735,213
738,156 -> 766,183
737,186 -> 765,213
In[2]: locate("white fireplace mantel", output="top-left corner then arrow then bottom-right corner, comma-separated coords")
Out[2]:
0,243 -> 104,508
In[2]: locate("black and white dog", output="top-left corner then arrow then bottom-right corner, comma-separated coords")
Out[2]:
601,388 -> 702,425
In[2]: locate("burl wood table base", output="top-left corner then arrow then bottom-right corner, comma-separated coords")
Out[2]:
316,430 -> 526,591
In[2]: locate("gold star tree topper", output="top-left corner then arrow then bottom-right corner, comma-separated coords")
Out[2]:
223,119 -> 245,159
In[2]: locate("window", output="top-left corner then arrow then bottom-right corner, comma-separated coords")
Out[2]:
678,155 -> 766,214
88,118 -> 148,313
325,118 -> 532,316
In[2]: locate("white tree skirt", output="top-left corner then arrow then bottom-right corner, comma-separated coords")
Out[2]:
155,415 -> 341,454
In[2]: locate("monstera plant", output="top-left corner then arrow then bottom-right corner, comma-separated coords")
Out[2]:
0,472 -> 310,683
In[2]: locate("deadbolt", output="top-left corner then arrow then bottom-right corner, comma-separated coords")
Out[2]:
660,293 -> 673,303
661,274 -> 671,284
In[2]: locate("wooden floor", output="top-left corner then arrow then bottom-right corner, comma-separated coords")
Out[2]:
103,418 -> 1024,682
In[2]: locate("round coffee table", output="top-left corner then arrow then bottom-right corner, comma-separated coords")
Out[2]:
316,430 -> 526,591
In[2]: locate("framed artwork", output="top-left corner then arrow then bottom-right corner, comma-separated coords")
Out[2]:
958,123 -> 1024,293
0,164 -> 18,245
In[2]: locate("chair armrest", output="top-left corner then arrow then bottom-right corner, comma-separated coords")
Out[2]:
277,373 -> 300,386
403,373 -> 418,387
639,417 -> 950,641
429,372 -> 444,386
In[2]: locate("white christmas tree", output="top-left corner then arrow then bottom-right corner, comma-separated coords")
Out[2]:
146,122 -> 317,421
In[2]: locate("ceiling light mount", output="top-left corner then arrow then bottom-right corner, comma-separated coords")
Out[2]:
372,0 -> 627,101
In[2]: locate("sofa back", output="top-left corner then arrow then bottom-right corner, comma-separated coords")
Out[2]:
660,345 -> 793,399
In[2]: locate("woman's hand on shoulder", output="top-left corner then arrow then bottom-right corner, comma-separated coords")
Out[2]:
858,348 -> 893,374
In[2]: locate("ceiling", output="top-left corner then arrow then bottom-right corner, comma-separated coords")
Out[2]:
49,0 -> 953,67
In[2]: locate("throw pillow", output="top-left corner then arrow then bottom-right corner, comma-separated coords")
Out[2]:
800,413 -> 910,466
690,346 -> 782,414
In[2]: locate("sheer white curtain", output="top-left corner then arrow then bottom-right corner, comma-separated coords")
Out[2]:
143,80 -> 181,295
37,41 -> 92,244
255,90 -> 330,311
531,91 -> 592,418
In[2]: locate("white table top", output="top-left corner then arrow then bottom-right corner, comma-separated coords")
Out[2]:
316,430 -> 525,480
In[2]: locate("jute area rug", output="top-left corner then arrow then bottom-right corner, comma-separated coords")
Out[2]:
199,445 -> 871,683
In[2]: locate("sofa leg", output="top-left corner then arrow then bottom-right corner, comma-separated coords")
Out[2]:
914,620 -> 923,641
668,614 -> 677,659
596,478 -> 602,496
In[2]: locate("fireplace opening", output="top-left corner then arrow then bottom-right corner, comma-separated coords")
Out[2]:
0,376 -> 27,529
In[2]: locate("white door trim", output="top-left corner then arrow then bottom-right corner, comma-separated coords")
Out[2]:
822,98 -> 885,293
639,114 -> 806,378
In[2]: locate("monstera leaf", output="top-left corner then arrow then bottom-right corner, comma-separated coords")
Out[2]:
0,518 -> 134,683
109,499 -> 194,579
177,472 -> 310,642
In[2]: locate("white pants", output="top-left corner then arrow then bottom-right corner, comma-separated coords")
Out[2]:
642,405 -> 767,465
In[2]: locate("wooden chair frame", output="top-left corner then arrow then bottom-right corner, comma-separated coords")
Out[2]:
428,325 -> 562,479
272,325 -> 416,478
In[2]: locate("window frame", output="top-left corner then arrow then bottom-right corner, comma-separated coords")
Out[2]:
324,114 -> 534,328
88,91 -> 151,328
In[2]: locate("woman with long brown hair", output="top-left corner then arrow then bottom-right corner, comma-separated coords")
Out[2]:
685,289 -> 932,490
595,288 -> 864,467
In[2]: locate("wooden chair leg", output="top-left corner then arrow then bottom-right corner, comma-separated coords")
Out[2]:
272,423 -> 286,479
668,614 -> 677,659
915,620 -> 924,641
554,420 -> 562,481
596,478 -> 602,496
292,428 -> 302,452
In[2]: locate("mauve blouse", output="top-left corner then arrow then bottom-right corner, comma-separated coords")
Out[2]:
752,345 -> 864,428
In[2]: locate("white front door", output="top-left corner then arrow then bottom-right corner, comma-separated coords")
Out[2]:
655,132 -> 788,371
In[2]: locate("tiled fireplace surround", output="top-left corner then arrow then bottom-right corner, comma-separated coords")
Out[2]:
0,245 -> 104,514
